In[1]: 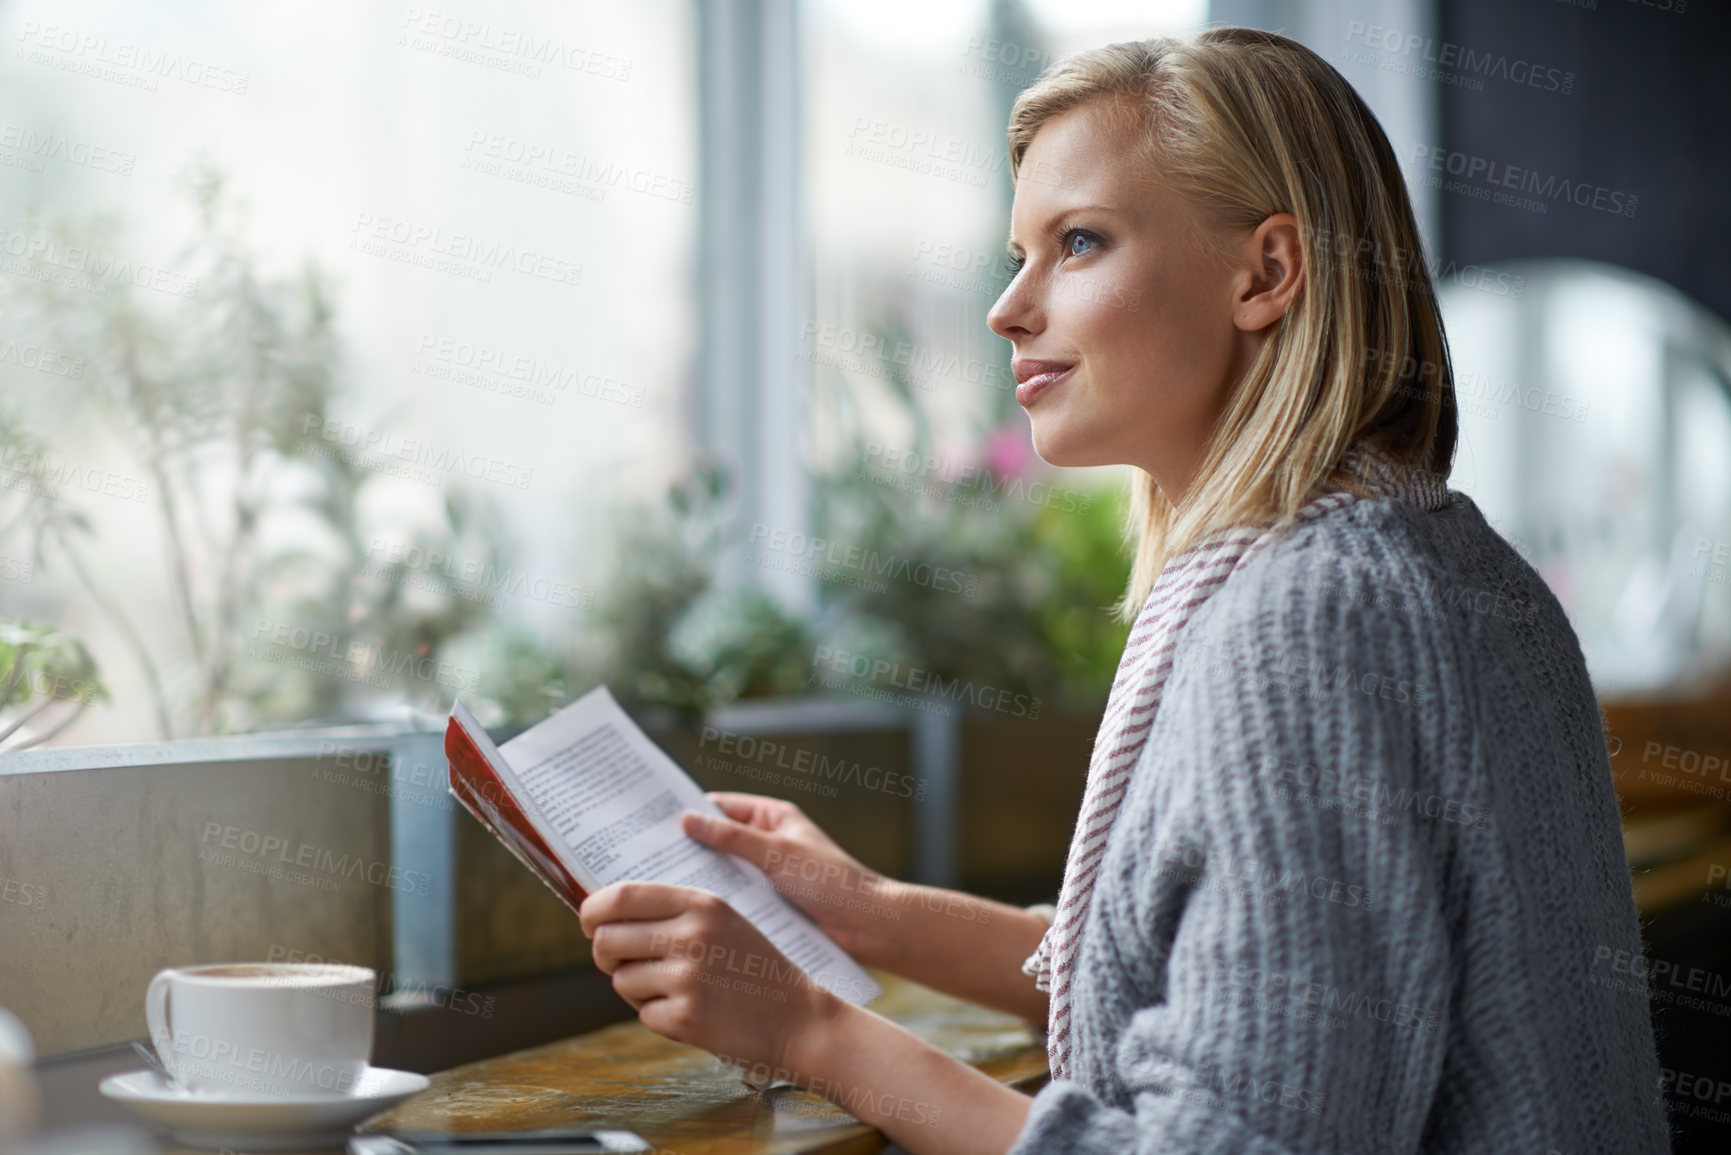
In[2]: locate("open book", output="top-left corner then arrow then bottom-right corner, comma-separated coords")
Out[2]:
445,686 -> 881,1009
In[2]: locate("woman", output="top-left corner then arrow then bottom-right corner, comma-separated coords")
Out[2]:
578,27 -> 1671,1154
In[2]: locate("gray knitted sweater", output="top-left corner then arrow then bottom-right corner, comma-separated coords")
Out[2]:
1006,491 -> 1671,1155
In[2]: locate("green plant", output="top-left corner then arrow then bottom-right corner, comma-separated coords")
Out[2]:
0,619 -> 106,750
808,441 -> 1129,712
789,304 -> 1131,712
548,438 -> 1131,724
573,463 -> 813,722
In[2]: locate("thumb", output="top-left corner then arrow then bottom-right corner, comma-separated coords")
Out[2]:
682,809 -> 774,866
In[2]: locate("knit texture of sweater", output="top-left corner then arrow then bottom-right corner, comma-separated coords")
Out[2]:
1005,490 -> 1672,1155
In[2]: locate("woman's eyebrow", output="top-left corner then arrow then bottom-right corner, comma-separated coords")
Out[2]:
1005,204 -> 1122,254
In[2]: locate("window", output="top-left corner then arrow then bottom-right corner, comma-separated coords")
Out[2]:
1441,260 -> 1731,694
0,0 -> 698,747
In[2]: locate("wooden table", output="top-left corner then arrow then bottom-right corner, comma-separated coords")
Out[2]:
162,972 -> 1048,1154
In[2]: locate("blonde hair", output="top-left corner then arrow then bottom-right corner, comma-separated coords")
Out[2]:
1006,27 -> 1457,620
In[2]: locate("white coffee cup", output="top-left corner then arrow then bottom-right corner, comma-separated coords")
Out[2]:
145,963 -> 376,1098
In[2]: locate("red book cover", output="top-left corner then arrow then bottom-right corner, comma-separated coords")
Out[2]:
445,712 -> 589,918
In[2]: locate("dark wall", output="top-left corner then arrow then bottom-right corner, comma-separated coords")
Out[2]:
1440,0 -> 1731,323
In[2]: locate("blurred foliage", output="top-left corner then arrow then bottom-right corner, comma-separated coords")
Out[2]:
2,167 -> 491,737
439,623 -> 573,732
548,443 -> 1131,724
553,463 -> 815,725
0,618 -> 105,750
805,441 -> 1130,714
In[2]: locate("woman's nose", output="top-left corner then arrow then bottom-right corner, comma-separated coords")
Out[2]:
988,272 -> 1041,341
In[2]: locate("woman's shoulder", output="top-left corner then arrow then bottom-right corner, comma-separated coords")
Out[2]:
1182,489 -> 1575,678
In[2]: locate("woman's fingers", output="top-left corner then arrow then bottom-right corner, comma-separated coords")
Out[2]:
610,957 -> 685,1005
590,919 -> 678,974
706,791 -> 789,829
681,808 -> 779,867
578,881 -> 706,938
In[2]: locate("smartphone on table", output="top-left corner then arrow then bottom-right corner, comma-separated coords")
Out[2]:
349,1129 -> 652,1154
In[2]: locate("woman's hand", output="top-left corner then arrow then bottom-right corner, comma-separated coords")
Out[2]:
679,791 -> 1049,1024
578,880 -> 841,1074
679,792 -> 906,967
579,878 -> 1032,1155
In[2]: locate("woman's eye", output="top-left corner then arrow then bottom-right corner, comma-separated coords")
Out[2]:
1065,229 -> 1100,258
1004,229 -> 1097,275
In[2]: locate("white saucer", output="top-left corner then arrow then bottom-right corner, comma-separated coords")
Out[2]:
99,1066 -> 430,1151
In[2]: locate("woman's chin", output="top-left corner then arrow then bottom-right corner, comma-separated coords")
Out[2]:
1027,420 -> 1102,470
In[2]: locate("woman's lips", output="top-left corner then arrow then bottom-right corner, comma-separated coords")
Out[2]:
1016,364 -> 1073,408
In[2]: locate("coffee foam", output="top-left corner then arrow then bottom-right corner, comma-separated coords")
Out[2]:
183,963 -> 369,988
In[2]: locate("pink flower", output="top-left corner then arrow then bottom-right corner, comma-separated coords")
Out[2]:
984,424 -> 1035,480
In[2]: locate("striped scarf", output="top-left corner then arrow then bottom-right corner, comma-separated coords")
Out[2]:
1022,441 -> 1449,1081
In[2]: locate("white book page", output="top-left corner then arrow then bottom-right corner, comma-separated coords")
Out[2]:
450,699 -> 602,897
492,686 -> 881,1006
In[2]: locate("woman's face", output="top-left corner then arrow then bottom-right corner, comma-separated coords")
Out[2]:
988,98 -> 1278,502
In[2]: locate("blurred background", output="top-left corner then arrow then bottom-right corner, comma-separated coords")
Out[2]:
2,0 -> 1729,1151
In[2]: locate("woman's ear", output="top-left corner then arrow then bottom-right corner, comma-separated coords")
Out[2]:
1232,212 -> 1305,333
